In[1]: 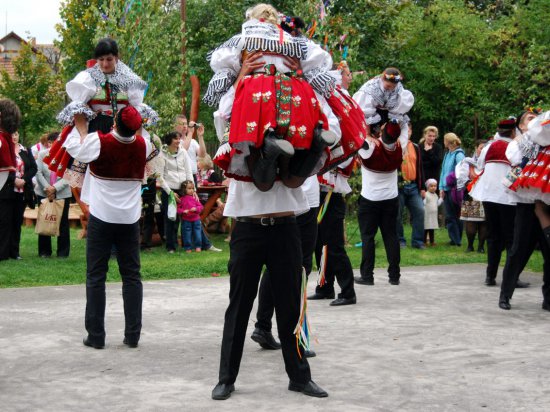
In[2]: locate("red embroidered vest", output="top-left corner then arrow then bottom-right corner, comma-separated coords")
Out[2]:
0,131 -> 16,172
89,132 -> 146,181
361,142 -> 403,173
485,139 -> 510,165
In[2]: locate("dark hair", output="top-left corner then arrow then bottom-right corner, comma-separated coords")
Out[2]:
499,128 -> 515,138
47,131 -> 59,142
94,38 -> 119,58
280,16 -> 306,35
382,67 -> 403,83
179,180 -> 194,196
0,99 -> 22,134
163,131 -> 181,146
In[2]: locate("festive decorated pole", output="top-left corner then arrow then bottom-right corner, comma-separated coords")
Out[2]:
180,0 -> 187,115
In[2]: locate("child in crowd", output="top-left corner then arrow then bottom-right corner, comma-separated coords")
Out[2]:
177,180 -> 204,252
197,154 -> 216,187
424,178 -> 443,246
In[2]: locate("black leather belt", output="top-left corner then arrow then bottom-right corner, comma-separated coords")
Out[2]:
235,216 -> 296,226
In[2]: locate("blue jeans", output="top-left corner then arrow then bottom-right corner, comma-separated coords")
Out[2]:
443,191 -> 463,245
397,183 -> 425,248
182,220 -> 203,250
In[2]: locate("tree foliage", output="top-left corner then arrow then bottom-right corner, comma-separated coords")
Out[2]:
0,44 -> 64,144
56,0 -> 104,82
54,0 -> 549,150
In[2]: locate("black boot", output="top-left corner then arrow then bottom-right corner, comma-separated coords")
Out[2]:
251,129 -> 294,192
288,121 -> 337,178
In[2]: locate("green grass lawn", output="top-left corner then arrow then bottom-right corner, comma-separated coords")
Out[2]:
0,222 -> 543,288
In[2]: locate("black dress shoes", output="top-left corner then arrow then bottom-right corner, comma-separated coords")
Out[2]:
307,292 -> 335,300
211,383 -> 235,400
499,294 -> 511,310
389,278 -> 400,285
329,296 -> 357,306
83,337 -> 104,349
354,276 -> 374,285
123,337 -> 139,348
542,301 -> 550,312
516,280 -> 530,288
485,276 -> 496,286
288,380 -> 328,398
251,327 -> 281,350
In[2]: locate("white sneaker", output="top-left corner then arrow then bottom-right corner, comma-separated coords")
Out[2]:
208,245 -> 222,252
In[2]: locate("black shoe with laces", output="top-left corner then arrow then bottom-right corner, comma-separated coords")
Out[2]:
250,327 -> 281,350
212,383 -> 235,400
83,337 -> 105,349
307,292 -> 335,300
288,380 -> 328,398
354,276 -> 374,285
499,293 -> 511,310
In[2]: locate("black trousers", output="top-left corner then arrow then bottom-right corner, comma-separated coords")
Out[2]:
358,196 -> 401,281
0,197 -> 15,260
501,203 -> 550,301
314,192 -> 355,299
255,207 -> 319,332
85,214 -> 143,345
482,201 -> 516,279
37,196 -> 70,257
10,193 -> 27,258
218,219 -> 311,385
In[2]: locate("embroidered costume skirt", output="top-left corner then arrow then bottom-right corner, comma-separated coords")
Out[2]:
322,88 -> 367,172
511,146 -> 550,203
213,65 -> 327,181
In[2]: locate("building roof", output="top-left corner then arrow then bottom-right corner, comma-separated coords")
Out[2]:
0,31 -> 57,78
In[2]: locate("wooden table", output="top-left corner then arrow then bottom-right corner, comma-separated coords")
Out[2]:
197,185 -> 228,222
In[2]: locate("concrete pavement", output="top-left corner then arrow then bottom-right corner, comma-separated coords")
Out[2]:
1,264 -> 549,411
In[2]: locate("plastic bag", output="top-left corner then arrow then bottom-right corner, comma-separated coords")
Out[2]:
167,191 -> 177,221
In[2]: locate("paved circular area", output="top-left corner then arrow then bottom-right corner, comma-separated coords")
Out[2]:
0,264 -> 548,411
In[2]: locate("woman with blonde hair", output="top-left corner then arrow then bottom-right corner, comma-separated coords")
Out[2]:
247,3 -> 279,23
419,125 -> 443,187
439,132 -> 465,246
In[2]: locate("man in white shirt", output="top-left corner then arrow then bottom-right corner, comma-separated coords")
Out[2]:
174,114 -> 206,178
212,180 -> 327,400
356,121 -> 404,286
65,106 -> 152,349
470,119 -> 517,286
